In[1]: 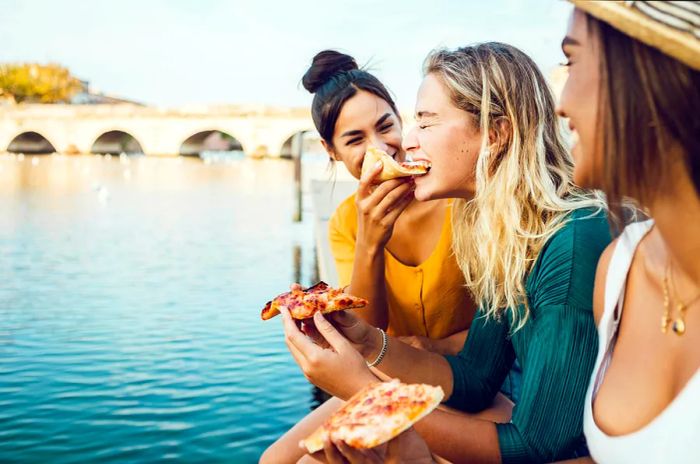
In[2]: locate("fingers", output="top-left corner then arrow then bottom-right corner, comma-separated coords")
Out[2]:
290,283 -> 303,291
279,306 -> 319,362
359,160 -> 383,185
329,309 -> 361,328
358,177 -> 411,208
313,311 -> 353,353
380,188 -> 414,225
356,160 -> 383,199
375,179 -> 414,213
334,439 -> 385,464
323,436 -> 346,464
301,320 -> 331,349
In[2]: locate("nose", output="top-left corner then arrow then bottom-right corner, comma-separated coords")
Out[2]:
402,125 -> 419,153
368,134 -> 390,153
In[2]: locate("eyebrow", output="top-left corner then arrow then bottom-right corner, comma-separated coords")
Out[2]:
561,36 -> 580,49
416,111 -> 438,119
340,129 -> 363,138
341,113 -> 393,138
374,113 -> 392,127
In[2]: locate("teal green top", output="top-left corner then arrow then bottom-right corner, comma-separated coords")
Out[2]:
444,208 -> 611,463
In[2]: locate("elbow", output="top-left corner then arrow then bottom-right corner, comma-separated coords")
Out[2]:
444,367 -> 499,412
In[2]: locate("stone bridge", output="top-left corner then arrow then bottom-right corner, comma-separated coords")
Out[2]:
0,104 -> 317,157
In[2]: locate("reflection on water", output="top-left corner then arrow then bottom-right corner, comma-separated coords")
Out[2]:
0,153 -> 335,463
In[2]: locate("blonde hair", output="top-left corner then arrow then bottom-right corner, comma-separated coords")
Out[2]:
425,43 -> 605,330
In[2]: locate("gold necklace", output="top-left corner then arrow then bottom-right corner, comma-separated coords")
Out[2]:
661,262 -> 700,336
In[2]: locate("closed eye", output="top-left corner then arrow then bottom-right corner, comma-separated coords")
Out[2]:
379,123 -> 393,133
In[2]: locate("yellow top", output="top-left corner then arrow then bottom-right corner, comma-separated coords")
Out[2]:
328,193 -> 473,338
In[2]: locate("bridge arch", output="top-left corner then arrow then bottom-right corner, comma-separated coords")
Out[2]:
91,130 -> 144,155
178,130 -> 244,157
6,131 -> 57,154
277,129 -> 318,159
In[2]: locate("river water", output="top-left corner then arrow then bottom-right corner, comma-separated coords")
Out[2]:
0,153 -> 340,463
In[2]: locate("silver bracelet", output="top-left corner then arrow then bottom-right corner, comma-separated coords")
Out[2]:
366,328 -> 388,368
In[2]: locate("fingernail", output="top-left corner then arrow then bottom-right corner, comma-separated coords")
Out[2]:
374,161 -> 382,169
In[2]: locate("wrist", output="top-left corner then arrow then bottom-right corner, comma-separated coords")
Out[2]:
361,326 -> 383,359
355,238 -> 386,258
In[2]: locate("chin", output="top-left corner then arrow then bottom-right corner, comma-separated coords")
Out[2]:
413,185 -> 433,202
572,165 -> 593,189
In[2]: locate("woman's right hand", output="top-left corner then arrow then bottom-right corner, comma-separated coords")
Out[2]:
322,427 -> 435,464
355,160 -> 415,252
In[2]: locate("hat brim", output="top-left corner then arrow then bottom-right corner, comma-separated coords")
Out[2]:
570,0 -> 700,70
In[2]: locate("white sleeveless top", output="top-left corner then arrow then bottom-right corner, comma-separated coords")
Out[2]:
583,220 -> 700,463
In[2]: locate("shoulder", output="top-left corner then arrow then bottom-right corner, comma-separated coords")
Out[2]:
540,207 -> 611,272
592,219 -> 654,323
529,207 -> 612,308
552,207 -> 610,250
593,238 -> 619,325
329,193 -> 357,235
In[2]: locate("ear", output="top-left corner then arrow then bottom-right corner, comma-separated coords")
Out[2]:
321,139 -> 337,161
488,117 -> 511,154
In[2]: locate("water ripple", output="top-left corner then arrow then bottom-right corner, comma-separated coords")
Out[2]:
0,157 -> 325,463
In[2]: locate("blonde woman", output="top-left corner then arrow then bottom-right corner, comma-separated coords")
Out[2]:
273,42 -> 610,463
270,43 -> 610,462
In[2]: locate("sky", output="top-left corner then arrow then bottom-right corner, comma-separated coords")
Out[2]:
1,0 -> 574,110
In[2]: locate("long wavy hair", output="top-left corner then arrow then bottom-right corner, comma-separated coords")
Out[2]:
425,43 -> 604,330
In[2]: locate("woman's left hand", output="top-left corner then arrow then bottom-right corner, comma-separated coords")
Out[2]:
280,307 -> 377,400
322,427 -> 435,464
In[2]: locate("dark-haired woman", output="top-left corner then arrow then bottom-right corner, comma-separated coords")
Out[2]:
259,50 -> 510,464
556,2 -> 700,463
302,50 -> 476,355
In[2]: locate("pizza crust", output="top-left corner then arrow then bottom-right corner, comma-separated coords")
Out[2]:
361,146 -> 430,181
261,282 -> 367,320
301,379 -> 444,454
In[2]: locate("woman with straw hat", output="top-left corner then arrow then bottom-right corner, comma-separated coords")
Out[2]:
555,1 -> 700,462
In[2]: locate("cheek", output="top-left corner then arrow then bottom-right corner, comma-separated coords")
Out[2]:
336,147 -> 364,178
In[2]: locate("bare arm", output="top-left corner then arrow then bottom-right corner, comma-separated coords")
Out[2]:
346,241 -> 390,329
414,408 -> 501,464
360,327 -> 457,398
593,239 -> 617,325
344,163 -> 414,329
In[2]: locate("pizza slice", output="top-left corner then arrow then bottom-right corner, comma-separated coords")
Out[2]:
261,282 -> 367,320
361,146 -> 431,182
302,379 -> 444,453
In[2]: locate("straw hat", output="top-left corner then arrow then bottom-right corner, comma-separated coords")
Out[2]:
570,1 -> 700,70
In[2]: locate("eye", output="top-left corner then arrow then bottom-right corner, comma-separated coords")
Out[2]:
378,123 -> 393,133
418,124 -> 431,130
346,137 -> 362,146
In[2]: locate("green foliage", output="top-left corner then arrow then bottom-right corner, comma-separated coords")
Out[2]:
0,63 -> 83,103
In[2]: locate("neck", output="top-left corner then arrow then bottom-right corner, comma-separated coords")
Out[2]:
647,165 -> 700,286
404,197 -> 446,218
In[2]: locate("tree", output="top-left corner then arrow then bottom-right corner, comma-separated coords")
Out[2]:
0,63 -> 83,103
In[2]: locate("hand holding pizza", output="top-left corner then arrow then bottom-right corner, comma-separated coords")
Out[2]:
279,306 -> 377,400
355,160 -> 415,252
322,428 -> 435,464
